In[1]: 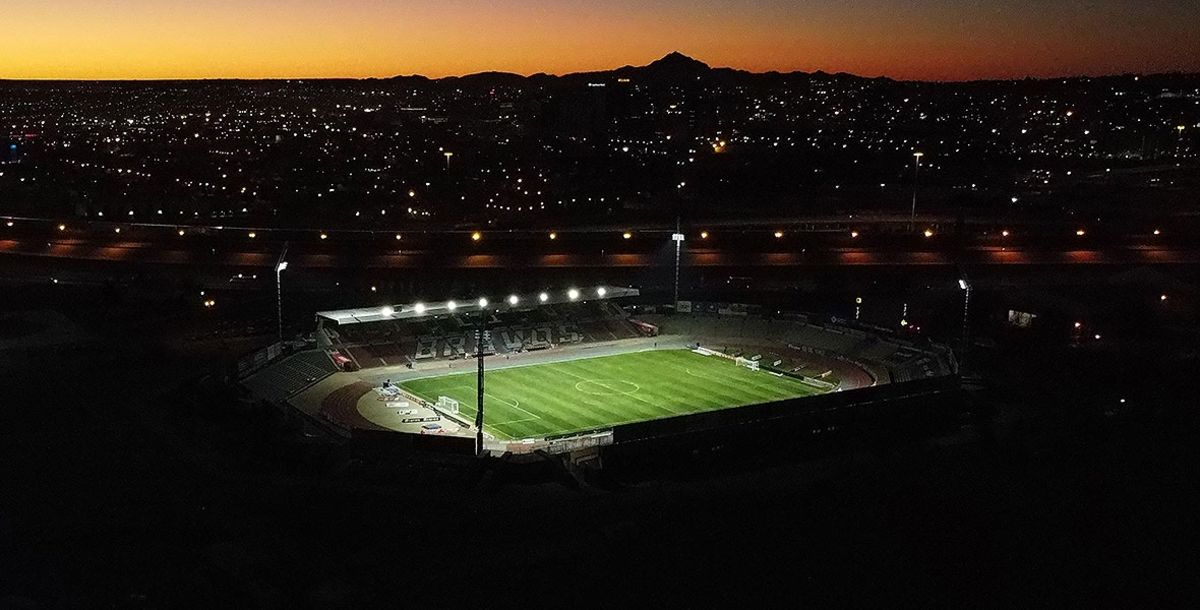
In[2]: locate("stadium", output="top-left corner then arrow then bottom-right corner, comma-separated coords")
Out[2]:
241,285 -> 958,462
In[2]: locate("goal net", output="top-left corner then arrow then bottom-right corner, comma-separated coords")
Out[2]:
437,396 -> 460,414
735,356 -> 760,371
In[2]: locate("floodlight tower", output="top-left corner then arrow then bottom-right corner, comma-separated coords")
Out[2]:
474,297 -> 488,456
274,242 -> 289,342
957,268 -> 972,370
910,152 -> 924,231
671,217 -> 685,311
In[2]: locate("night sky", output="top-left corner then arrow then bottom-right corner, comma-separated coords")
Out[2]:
3,0 -> 1199,80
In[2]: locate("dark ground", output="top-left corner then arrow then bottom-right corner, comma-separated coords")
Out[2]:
2,267 -> 1199,608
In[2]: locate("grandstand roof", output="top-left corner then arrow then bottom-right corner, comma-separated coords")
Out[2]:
315,286 -> 639,326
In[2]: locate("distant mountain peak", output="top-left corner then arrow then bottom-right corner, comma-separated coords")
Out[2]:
647,52 -> 710,71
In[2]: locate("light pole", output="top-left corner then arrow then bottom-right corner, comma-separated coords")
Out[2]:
910,152 -> 924,231
274,243 -> 289,343
1178,125 -> 1187,157
672,218 -> 685,312
444,151 -> 454,170
957,272 -> 972,371
474,303 -> 488,456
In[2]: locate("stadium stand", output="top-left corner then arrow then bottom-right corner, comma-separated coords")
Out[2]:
323,300 -> 640,369
241,350 -> 340,402
637,310 -> 954,386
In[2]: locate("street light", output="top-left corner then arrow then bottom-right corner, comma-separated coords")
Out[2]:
910,152 -> 924,231
958,274 -> 972,369
672,222 -> 685,311
274,249 -> 289,342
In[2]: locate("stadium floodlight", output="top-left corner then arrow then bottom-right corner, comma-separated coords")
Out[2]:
700,230 -> 709,239
471,231 -> 482,241
248,231 -> 257,238
413,302 -> 426,315
672,232 -> 685,242
567,288 -> 580,301
477,297 -> 488,308
549,232 -> 557,240
538,292 -> 549,303
275,261 -> 288,273
508,295 -> 519,306
381,305 -> 395,316
597,287 -> 607,297
958,279 -> 968,291
622,231 -> 632,239
446,300 -> 458,311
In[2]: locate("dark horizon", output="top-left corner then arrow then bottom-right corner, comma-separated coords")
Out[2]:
3,51 -> 1200,85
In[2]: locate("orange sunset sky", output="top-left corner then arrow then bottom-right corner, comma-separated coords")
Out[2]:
2,0 -> 1198,81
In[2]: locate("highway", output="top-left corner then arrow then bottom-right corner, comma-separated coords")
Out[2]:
2,238 -> 1198,269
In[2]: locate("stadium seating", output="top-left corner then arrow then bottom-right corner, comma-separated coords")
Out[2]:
242,350 -> 340,401
323,300 -> 640,369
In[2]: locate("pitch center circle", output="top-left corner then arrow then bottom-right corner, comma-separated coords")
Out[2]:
574,379 -> 640,396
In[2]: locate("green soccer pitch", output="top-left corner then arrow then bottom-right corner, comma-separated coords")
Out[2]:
399,349 -> 828,440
